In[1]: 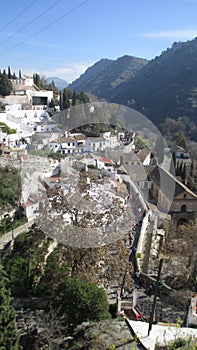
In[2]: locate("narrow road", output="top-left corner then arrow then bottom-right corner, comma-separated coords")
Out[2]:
0,220 -> 34,250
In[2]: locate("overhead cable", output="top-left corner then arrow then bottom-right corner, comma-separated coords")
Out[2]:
0,0 -> 89,57
0,0 -> 39,33
0,0 -> 65,46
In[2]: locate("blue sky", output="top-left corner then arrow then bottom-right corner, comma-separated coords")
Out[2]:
0,0 -> 197,82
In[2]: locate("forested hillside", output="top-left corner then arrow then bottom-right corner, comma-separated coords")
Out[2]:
70,38 -> 197,134
111,38 -> 197,127
69,55 -> 148,99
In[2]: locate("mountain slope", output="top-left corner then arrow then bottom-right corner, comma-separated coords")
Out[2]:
68,58 -> 113,94
46,77 -> 69,90
69,55 -> 148,98
110,38 -> 197,125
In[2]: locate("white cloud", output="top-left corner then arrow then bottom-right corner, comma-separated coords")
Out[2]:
44,63 -> 91,83
18,63 -> 91,84
140,29 -> 197,39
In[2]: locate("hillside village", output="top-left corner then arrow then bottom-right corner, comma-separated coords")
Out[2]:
0,72 -> 197,349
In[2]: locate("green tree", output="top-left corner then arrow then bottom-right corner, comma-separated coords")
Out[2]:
76,91 -> 89,104
0,165 -> 21,210
49,98 -> 55,108
4,229 -> 51,297
59,91 -> 63,110
172,150 -> 176,168
72,91 -> 76,106
177,161 -> 183,178
36,246 -> 69,298
33,73 -> 47,90
5,255 -> 29,297
0,121 -> 16,134
174,132 -> 188,150
0,264 -> 21,349
0,71 -> 13,96
62,88 -> 73,109
47,80 -> 59,95
182,163 -> 187,183
8,66 -> 11,79
169,150 -> 176,176
60,89 -> 89,110
54,278 -> 110,329
190,158 -> 194,177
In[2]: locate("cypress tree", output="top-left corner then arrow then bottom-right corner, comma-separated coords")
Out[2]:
0,71 -> 13,96
0,264 -> 21,349
72,91 -> 76,106
190,158 -> 194,177
178,161 -> 183,178
182,163 -> 187,183
176,160 -> 180,176
8,66 -> 11,79
172,150 -> 176,168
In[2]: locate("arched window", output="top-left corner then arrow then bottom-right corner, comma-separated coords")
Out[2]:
181,205 -> 187,212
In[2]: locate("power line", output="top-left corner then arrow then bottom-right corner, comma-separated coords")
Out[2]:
0,0 -> 89,58
0,0 -> 39,33
0,0 -> 66,46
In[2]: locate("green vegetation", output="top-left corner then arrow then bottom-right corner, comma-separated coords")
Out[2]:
32,74 -> 89,111
0,70 -> 13,96
74,122 -> 115,137
135,135 -> 147,150
33,73 -> 60,105
164,222 -> 197,291
0,216 -> 26,237
0,264 -> 21,349
87,164 -> 97,169
47,151 -> 66,159
0,166 -> 21,211
27,148 -> 66,159
155,320 -> 197,349
3,229 -> 110,332
69,55 -> 148,100
33,73 -> 48,90
110,38 -> 197,131
4,228 -> 51,297
60,88 -> 89,110
52,277 -> 110,330
160,116 -> 196,148
0,121 -> 16,134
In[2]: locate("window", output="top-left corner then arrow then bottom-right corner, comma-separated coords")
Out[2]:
181,205 -> 187,212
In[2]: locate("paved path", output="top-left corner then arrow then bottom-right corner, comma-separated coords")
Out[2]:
126,318 -> 197,350
0,220 -> 34,250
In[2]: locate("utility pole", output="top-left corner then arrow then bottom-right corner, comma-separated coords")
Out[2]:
148,258 -> 163,336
